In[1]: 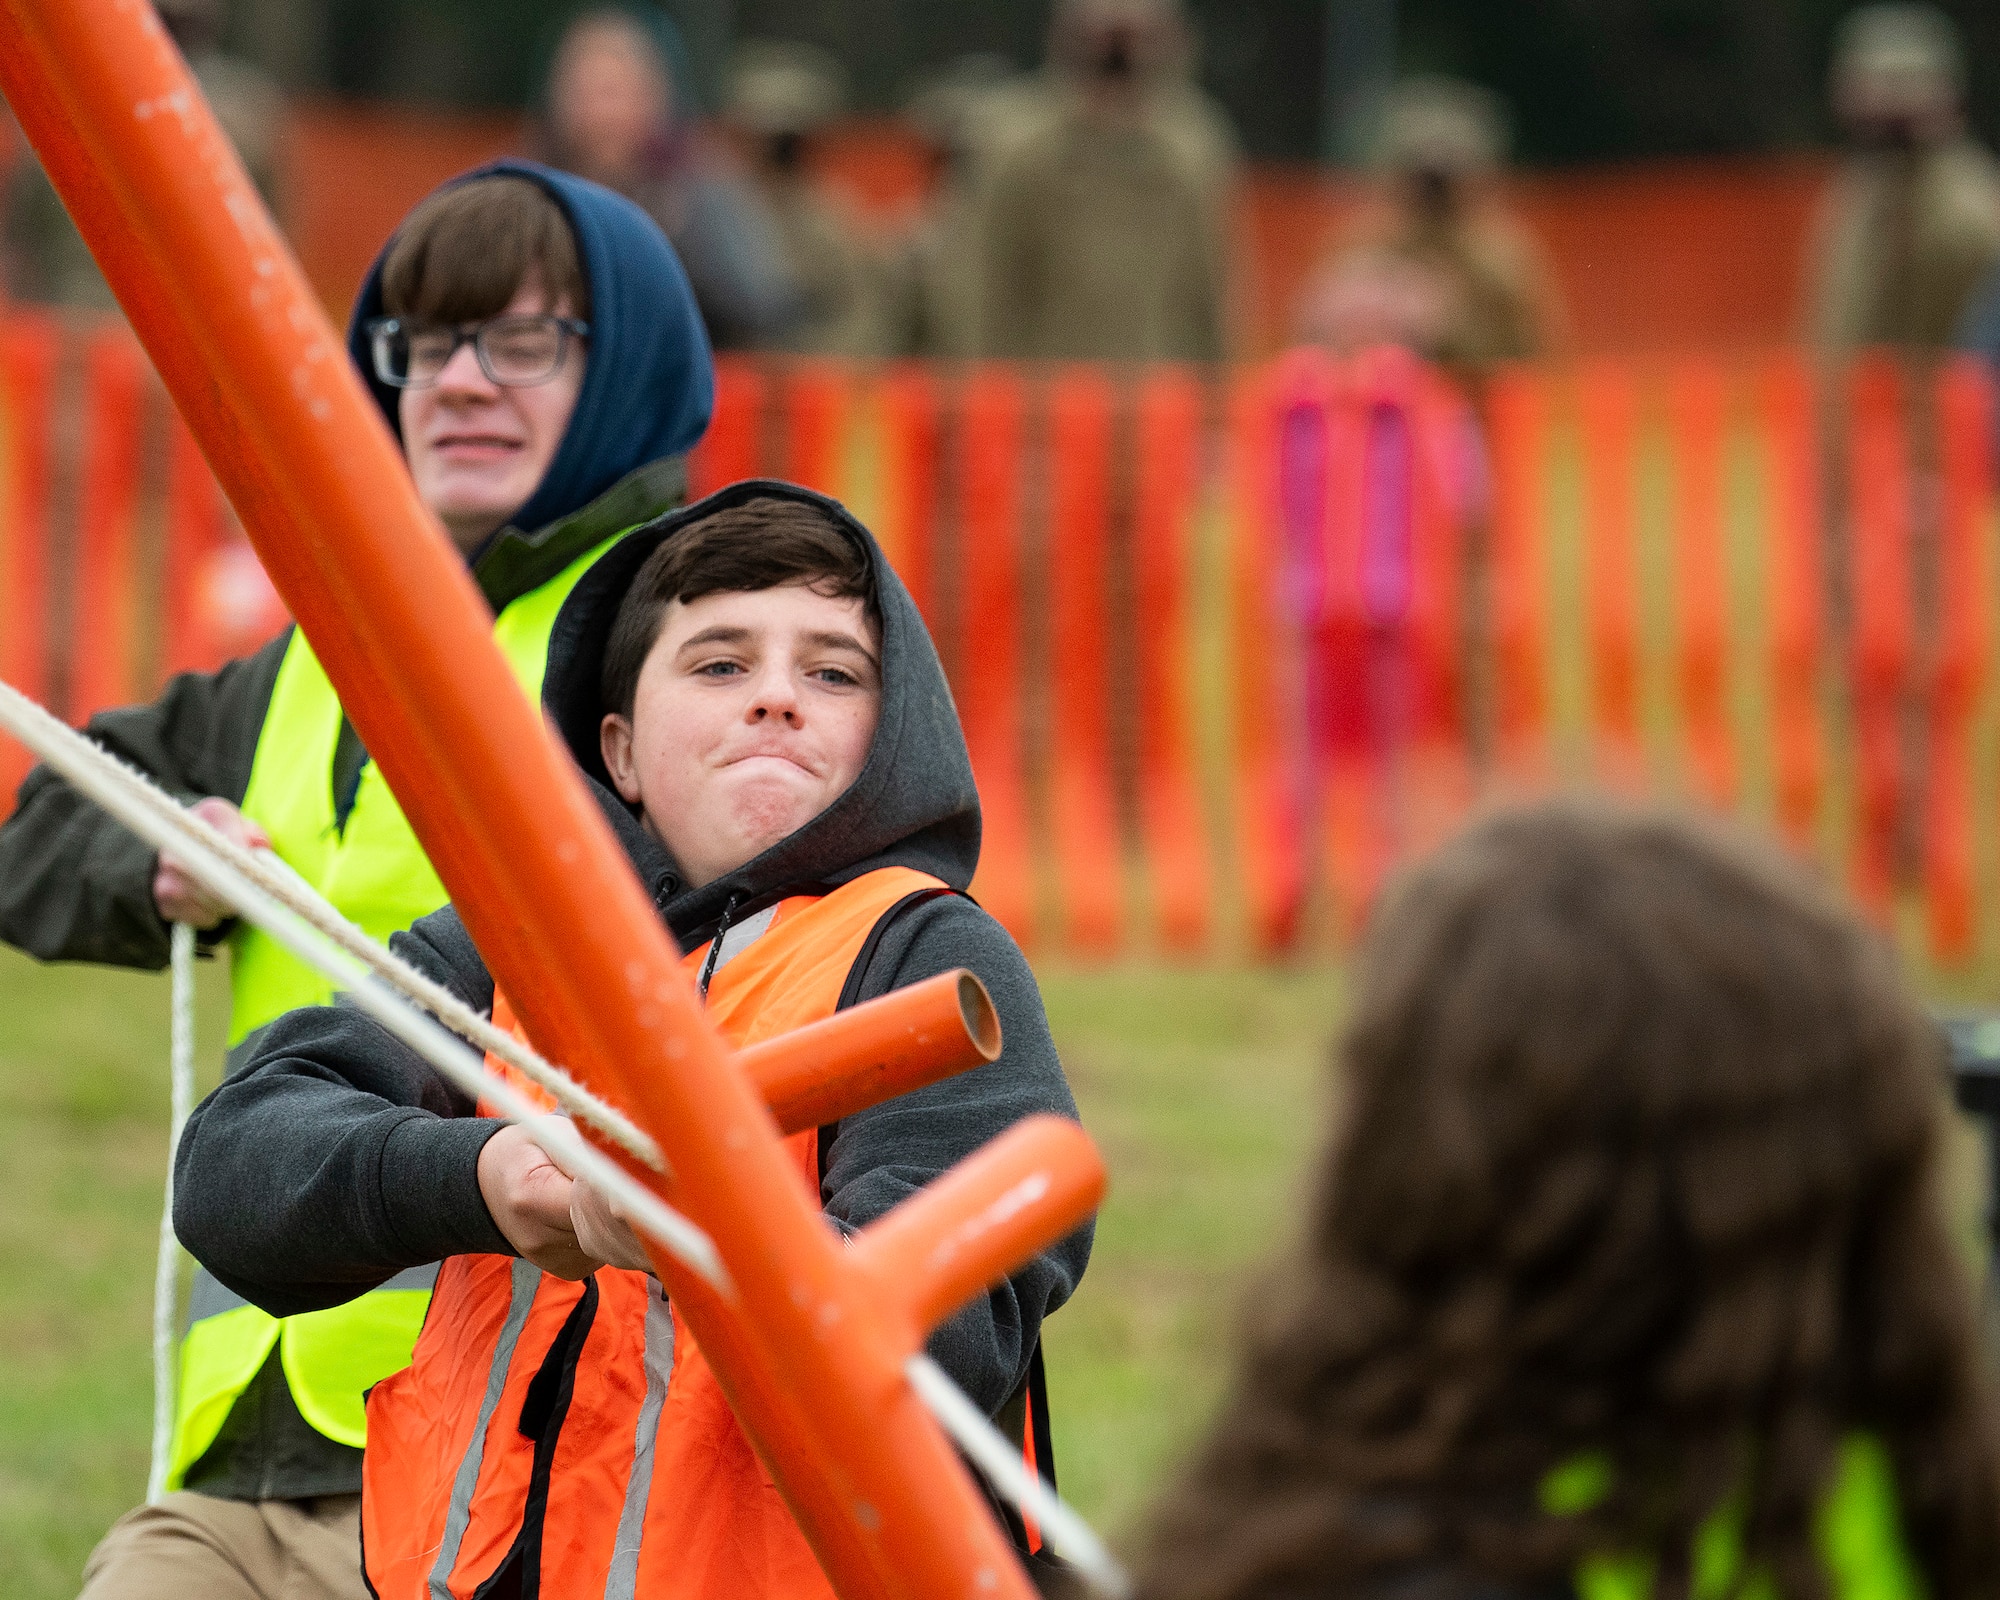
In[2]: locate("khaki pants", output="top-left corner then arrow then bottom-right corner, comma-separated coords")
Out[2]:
78,1492 -> 367,1600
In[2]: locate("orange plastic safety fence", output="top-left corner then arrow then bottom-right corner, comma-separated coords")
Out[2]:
70,327 -> 148,722
1132,366 -> 1212,954
1846,354 -> 1914,918
1668,358 -> 1734,808
1756,354 -> 1824,849
10,329 -> 2000,961
1577,360 -> 1642,781
1046,367 -> 1123,955
876,363 -> 941,628
1485,365 -> 1552,780
0,314 -> 58,803
957,366 -> 1034,946
1927,358 -> 1993,965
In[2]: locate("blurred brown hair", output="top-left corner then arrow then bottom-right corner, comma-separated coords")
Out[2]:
380,175 -> 590,325
1136,799 -> 2000,1600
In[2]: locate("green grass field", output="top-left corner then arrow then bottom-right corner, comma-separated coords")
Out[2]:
0,943 -> 1341,1596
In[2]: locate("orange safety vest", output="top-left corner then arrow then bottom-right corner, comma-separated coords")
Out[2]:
360,867 -> 1021,1599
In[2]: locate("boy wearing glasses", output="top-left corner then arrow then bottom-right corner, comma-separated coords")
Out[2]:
0,161 -> 712,1600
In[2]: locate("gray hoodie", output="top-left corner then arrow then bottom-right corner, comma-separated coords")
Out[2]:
173,480 -> 1091,1422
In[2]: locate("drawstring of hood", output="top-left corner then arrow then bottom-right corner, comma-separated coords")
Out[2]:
696,891 -> 743,1000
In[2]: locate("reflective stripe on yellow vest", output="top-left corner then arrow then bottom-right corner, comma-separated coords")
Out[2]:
169,531 -> 623,1489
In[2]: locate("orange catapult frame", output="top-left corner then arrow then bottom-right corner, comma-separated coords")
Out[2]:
0,6 -> 1106,1598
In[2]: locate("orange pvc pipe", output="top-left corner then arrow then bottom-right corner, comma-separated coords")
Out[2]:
1845,354 -> 1911,916
1576,359 -> 1641,777
1667,358 -> 1734,806
1046,366 -> 1123,956
1756,354 -> 1823,847
1485,364 -> 1551,778
958,365 -> 1034,947
1228,365 -> 1301,953
0,313 -> 57,807
1925,357 -> 1992,964
1132,365 -> 1212,954
70,326 -> 148,721
741,970 -> 1001,1136
0,13 -> 1059,1599
849,1115 -> 1107,1345
689,354 -> 762,497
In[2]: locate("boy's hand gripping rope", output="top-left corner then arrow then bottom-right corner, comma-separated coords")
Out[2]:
0,678 -> 1131,1597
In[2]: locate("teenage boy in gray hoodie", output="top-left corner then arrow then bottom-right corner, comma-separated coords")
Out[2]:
175,481 -> 1090,1597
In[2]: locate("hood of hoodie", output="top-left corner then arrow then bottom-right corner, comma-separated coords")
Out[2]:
544,479 -> 981,945
345,159 -> 713,547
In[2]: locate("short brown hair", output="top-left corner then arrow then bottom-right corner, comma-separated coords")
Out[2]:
600,496 -> 876,716
380,175 -> 590,324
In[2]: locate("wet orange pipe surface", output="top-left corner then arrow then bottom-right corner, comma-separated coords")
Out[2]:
0,10 -> 1058,1598
849,1115 -> 1106,1347
743,970 -> 1001,1136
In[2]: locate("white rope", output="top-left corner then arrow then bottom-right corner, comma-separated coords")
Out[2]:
0,681 -> 659,1167
145,920 -> 197,1504
0,678 -> 725,1293
0,677 -> 1126,1590
907,1354 -> 1132,1597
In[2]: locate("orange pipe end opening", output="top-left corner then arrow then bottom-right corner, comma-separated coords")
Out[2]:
740,969 -> 1002,1136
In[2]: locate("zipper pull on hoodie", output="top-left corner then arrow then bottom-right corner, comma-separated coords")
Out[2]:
696,892 -> 743,1001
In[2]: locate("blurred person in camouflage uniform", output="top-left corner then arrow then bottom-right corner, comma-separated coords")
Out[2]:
727,40 -> 887,357
1807,4 -> 2000,357
974,0 -> 1235,363
1295,77 -> 1560,371
536,6 -> 803,351
1807,7 -> 2000,902
3,0 -> 281,308
881,57 -> 1015,360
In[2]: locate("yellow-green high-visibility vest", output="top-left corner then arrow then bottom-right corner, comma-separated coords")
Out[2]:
169,532 -> 620,1490
1548,1434 -> 1921,1600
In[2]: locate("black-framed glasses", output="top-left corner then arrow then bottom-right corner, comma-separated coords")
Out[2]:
365,313 -> 590,389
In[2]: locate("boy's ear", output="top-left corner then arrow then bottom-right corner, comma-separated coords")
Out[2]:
600,712 -> 645,805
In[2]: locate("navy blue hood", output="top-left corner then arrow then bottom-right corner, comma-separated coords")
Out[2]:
344,159 -> 713,536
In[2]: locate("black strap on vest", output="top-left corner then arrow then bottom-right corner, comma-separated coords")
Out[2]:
824,884 -> 1068,1578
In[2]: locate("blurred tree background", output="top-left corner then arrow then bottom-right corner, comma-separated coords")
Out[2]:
224,0 -> 2000,165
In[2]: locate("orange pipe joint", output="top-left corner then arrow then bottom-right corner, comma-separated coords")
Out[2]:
741,969 -> 1002,1136
848,1115 -> 1107,1346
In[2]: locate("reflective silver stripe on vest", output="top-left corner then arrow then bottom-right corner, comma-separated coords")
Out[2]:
430,1259 -> 541,1600
603,1285 -> 676,1600
710,904 -> 778,976
185,1261 -> 440,1335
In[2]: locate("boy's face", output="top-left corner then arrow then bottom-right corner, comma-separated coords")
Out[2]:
600,583 -> 882,891
399,278 -> 586,554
